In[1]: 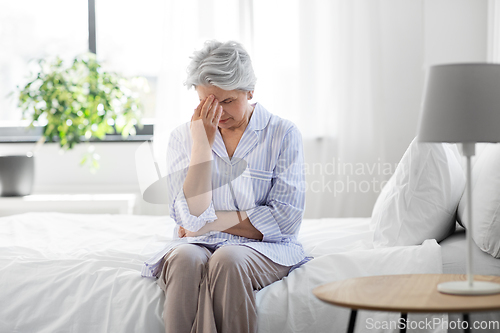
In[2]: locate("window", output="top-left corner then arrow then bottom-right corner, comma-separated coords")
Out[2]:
0,0 -> 88,122
95,0 -> 164,120
0,0 -> 158,140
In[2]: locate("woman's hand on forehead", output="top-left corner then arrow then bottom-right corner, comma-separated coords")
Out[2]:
190,94 -> 223,148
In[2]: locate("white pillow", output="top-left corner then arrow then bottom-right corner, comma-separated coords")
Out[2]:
371,138 -> 465,247
457,143 -> 500,258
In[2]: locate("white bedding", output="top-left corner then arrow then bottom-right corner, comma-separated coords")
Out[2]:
0,213 -> 444,333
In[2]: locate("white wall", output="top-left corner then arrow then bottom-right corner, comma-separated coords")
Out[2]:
368,0 -> 489,215
424,0 -> 489,66
380,0 -> 489,166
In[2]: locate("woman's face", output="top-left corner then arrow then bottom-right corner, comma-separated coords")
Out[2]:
196,85 -> 254,131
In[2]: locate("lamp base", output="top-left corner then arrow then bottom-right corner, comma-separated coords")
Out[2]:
438,281 -> 500,295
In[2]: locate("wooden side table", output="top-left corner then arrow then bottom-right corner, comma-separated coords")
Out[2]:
313,274 -> 500,333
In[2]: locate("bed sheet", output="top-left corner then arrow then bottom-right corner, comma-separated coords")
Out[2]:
440,227 -> 500,276
0,213 -> 170,333
0,213 -> 444,333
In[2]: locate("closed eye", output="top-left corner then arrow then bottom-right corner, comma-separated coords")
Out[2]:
221,99 -> 233,104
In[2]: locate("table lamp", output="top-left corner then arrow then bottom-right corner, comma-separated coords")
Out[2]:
418,63 -> 500,295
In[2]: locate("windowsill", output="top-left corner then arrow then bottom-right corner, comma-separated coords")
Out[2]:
0,135 -> 153,143
0,124 -> 153,143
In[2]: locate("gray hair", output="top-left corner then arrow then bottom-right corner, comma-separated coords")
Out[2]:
185,40 -> 257,91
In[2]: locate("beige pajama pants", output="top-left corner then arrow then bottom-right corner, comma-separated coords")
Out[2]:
157,244 -> 291,333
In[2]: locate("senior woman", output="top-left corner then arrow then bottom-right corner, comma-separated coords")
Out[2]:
142,40 -> 309,333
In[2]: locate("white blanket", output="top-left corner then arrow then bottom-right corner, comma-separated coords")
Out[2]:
260,218 -> 444,333
0,213 -> 443,333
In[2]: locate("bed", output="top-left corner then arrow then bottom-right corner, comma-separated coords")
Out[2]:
3,141 -> 500,333
0,212 -> 456,333
440,226 -> 500,333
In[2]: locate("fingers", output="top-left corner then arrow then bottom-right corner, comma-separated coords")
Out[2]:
178,226 -> 186,238
198,95 -> 212,118
193,98 -> 205,119
213,105 -> 223,124
201,95 -> 219,121
192,95 -> 222,126
206,98 -> 218,121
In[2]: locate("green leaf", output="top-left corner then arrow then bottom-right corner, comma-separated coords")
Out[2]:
16,53 -> 145,172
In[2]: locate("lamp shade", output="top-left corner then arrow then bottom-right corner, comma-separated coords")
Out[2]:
418,63 -> 500,143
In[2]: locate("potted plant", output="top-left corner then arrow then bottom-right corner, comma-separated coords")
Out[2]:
0,53 -> 144,196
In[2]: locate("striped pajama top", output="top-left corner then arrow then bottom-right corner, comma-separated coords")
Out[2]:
142,103 -> 311,278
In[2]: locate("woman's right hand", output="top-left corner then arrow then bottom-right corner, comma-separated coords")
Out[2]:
190,95 -> 223,148
178,226 -> 186,238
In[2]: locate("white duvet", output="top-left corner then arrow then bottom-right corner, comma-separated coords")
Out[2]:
0,213 -> 443,333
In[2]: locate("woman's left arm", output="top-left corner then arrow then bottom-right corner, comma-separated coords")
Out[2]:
243,126 -> 306,242
181,126 -> 305,241
220,211 -> 263,240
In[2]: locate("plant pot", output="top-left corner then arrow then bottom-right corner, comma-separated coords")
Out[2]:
0,154 -> 35,196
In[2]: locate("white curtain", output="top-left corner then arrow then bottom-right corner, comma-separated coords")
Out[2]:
295,1 -> 388,218
154,0 -> 415,218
